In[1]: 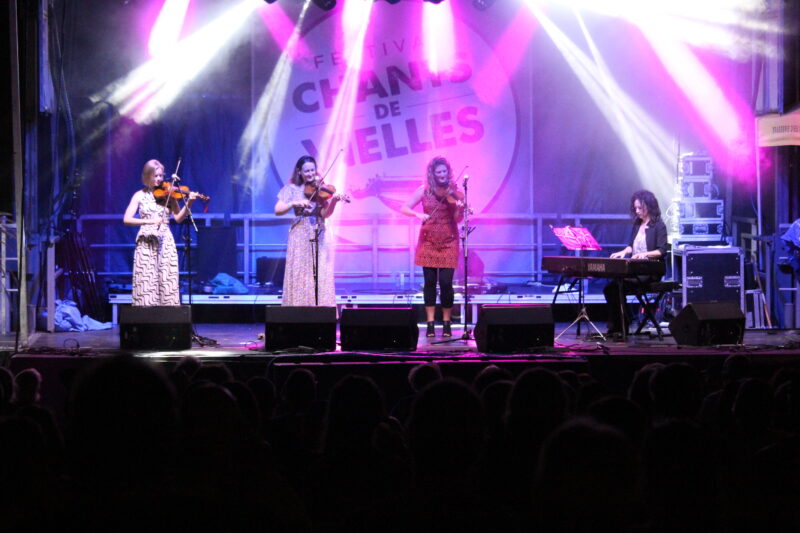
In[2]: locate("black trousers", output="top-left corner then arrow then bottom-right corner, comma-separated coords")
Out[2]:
423,267 -> 455,308
603,275 -> 660,332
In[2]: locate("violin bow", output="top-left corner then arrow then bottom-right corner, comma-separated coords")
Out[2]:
158,157 -> 182,226
306,149 -> 344,203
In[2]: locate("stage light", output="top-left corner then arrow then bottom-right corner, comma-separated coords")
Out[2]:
384,0 -> 402,4
423,0 -> 445,4
472,0 -> 495,10
313,0 -> 336,10
263,0 -> 278,4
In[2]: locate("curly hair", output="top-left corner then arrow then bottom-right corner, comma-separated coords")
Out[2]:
141,159 -> 164,187
290,155 -> 317,186
425,156 -> 452,193
630,189 -> 661,223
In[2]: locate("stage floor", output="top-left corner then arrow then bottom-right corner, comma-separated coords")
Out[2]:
7,321 -> 800,359
6,323 -> 800,425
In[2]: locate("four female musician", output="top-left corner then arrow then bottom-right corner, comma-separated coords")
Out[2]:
274,155 -> 341,308
603,189 -> 668,336
400,156 -> 465,338
125,157 -> 663,344
123,159 -> 198,307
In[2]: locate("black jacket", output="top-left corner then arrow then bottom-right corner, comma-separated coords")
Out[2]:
627,218 -> 668,261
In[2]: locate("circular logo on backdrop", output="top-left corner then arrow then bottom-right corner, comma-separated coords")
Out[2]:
272,2 -> 517,219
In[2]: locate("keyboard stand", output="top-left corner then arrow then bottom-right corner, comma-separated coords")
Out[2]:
554,275 -> 606,342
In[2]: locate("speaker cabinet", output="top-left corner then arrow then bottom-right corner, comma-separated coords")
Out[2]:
264,306 -> 337,352
340,308 -> 418,352
474,305 -> 554,353
669,302 -> 745,346
119,306 -> 192,350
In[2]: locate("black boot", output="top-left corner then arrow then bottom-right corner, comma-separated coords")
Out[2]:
426,321 -> 435,338
442,321 -> 452,337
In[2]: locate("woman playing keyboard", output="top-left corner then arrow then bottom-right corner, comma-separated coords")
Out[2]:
604,189 -> 668,337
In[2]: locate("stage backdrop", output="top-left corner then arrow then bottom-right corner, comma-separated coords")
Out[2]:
62,0 -> 761,287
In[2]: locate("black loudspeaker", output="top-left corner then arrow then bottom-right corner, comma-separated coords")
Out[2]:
197,226 -> 237,281
474,305 -> 554,353
669,302 -> 745,345
340,308 -> 419,352
256,257 -> 286,287
265,306 -> 337,352
119,306 -> 192,350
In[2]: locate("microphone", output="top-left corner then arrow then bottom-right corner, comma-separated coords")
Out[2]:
464,173 -> 470,183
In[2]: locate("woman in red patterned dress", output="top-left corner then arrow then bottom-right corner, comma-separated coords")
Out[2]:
401,156 -> 465,338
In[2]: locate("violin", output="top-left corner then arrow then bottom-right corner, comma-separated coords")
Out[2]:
434,183 -> 464,206
153,183 -> 210,204
304,179 -> 350,203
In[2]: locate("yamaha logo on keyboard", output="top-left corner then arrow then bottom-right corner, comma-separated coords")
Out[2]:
587,263 -> 606,273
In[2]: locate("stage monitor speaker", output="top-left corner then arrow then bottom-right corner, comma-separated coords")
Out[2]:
264,306 -> 337,352
119,306 -> 192,350
474,304 -> 554,353
669,302 -> 745,346
340,308 -> 419,352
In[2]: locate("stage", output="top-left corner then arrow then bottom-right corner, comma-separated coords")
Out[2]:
6,321 -> 800,424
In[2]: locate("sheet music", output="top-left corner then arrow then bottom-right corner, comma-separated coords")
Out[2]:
551,226 -> 602,251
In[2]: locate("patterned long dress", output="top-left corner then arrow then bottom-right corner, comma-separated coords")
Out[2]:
278,184 -> 336,307
414,191 -> 460,269
132,190 -> 180,306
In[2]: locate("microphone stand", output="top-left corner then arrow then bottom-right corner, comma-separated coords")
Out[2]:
173,172 -> 218,347
305,150 -> 343,307
311,219 -> 321,306
433,174 -> 475,344
301,182 -> 324,307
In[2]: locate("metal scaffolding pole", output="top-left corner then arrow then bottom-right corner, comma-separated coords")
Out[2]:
9,0 -> 29,345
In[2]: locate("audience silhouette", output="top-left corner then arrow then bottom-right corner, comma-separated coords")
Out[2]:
2,353 -> 800,531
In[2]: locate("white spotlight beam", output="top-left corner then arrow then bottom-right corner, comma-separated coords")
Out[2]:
237,0 -> 313,194
526,1 -> 677,199
89,0 -> 263,124
541,0 -> 780,59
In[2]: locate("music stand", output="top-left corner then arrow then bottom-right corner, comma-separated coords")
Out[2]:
550,226 -> 606,341
551,226 -> 602,252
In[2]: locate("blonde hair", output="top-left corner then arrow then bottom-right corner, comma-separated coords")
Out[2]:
425,156 -> 452,193
141,159 -> 164,187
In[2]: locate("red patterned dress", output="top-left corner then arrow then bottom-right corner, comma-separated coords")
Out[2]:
414,190 -> 460,269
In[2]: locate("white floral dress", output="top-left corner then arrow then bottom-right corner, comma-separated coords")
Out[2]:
277,184 -> 336,307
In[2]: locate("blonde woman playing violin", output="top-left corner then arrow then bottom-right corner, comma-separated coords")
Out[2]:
274,155 -> 341,307
401,156 -> 464,338
123,159 -> 197,307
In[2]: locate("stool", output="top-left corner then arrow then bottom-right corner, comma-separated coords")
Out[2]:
625,280 -> 681,340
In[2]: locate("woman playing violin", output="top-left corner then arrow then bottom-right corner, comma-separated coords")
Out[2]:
123,159 -> 198,307
401,156 -> 464,338
274,155 -> 342,307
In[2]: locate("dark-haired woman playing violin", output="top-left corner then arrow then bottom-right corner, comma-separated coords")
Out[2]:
123,159 -> 197,306
401,156 -> 464,338
274,155 -> 341,307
